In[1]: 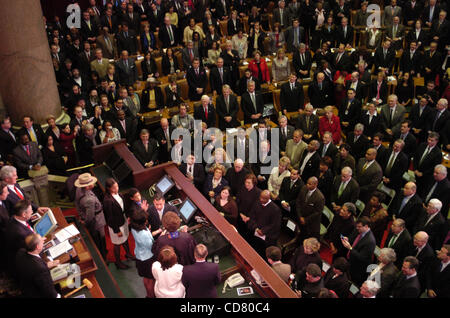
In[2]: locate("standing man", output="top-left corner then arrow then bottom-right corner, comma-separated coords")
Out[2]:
355,148 -> 383,203
296,177 -> 325,240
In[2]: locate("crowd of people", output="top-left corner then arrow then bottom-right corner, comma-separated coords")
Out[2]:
0,0 -> 450,298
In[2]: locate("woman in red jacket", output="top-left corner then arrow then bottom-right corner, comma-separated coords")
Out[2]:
319,106 -> 342,145
248,50 -> 271,84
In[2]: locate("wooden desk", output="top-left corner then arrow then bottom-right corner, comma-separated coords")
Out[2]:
46,207 -> 104,298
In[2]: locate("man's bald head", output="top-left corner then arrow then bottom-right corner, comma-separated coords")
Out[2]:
260,190 -> 271,204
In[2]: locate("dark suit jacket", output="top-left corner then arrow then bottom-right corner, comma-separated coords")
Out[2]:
393,131 -> 417,160
339,98 -> 361,131
413,143 -> 442,179
347,229 -> 376,286
116,30 -> 138,55
101,15 -> 119,34
186,66 -> 207,101
407,242 -> 435,289
359,112 -> 382,139
209,66 -> 232,94
374,145 -> 389,168
420,178 -> 450,214
295,114 -> 319,141
154,125 -> 175,162
414,210 -> 446,250
141,86 -> 164,111
280,81 -> 304,112
0,129 -> 17,159
182,261 -> 221,298
332,51 -> 351,72
161,54 -> 180,76
374,47 -> 396,73
368,79 -> 389,104
285,26 -> 305,52
381,150 -> 409,191
159,24 -> 179,48
179,163 -> 206,189
227,18 -> 243,36
406,28 -> 429,48
330,176 -> 360,207
103,193 -> 126,233
376,262 -> 399,298
355,158 -> 383,201
426,257 -> 450,298
389,193 -> 423,234
380,104 -> 406,135
12,142 -> 43,178
15,249 -> 58,298
148,203 -> 180,234
335,25 -> 354,46
427,109 -> 450,134
246,199 -> 281,246
400,49 -> 423,74
292,50 -> 312,79
296,186 -> 325,239
17,124 -> 46,147
323,269 -> 351,299
409,103 -> 433,140
194,103 -> 216,128
241,91 -> 264,124
391,274 -> 421,298
131,138 -> 159,167
279,176 -> 304,210
4,218 -> 34,274
115,58 -> 138,87
215,94 -> 240,130
385,228 -> 412,269
203,174 -> 229,198
279,125 -> 295,152
308,81 -> 331,109
182,47 -> 200,70
318,142 -> 338,159
346,132 -> 370,161
299,151 -> 321,183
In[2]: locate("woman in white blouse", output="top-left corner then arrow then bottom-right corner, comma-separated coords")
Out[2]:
268,156 -> 291,200
231,29 -> 248,59
99,120 -> 121,144
272,48 -> 290,83
152,245 -> 185,298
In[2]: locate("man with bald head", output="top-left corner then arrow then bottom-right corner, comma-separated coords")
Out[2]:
407,231 -> 436,292
389,181 -> 423,233
194,95 -> 216,128
155,118 -> 175,163
355,148 -> 383,202
225,159 -> 250,196
240,190 -> 281,257
385,218 -> 412,268
296,177 -> 325,240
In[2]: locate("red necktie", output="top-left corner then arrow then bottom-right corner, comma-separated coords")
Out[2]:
376,82 -> 381,100
347,233 -> 362,258
205,107 -> 208,119
14,186 -> 24,200
26,145 -> 30,156
26,222 -> 34,233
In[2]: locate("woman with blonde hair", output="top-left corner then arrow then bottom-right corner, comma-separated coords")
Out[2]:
203,164 -> 229,204
290,237 -> 323,274
267,156 -> 291,200
272,48 -> 290,83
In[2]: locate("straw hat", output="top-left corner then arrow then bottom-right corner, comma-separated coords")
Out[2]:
74,173 -> 98,188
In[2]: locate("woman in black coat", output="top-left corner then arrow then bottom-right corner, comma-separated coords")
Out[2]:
161,47 -> 180,76
42,135 -> 68,176
323,257 -> 351,298
75,123 -> 99,165
103,178 -> 134,269
290,238 -> 323,275
141,52 -> 159,81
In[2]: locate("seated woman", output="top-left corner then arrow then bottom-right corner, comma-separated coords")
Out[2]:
271,48 -> 290,83
289,237 -> 323,275
206,41 -> 222,66
205,148 -> 231,174
161,47 -> 180,76
319,106 -> 342,145
248,50 -> 270,84
267,156 -> 291,201
214,186 -> 238,226
99,120 -> 121,144
361,191 -> 388,245
333,143 -> 355,175
395,72 -> 414,108
203,164 -> 229,204
58,123 -> 78,168
141,51 -> 159,81
152,245 -> 185,298
42,135 -> 68,176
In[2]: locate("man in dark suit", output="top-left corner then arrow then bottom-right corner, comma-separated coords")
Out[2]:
148,2 -> 163,31
131,129 -> 159,168
17,116 -> 45,148
372,133 -> 389,165
77,42 -> 95,77
182,40 -> 200,70
241,80 -> 264,124
423,41 -> 442,83
115,50 -> 138,87
186,59 -> 207,102
427,98 -> 450,136
389,182 -> 423,234
426,244 -> 450,298
0,116 -> 17,160
112,109 -> 136,145
399,41 -> 423,77
410,97 -> 433,142
80,10 -> 99,43
123,3 -> 140,32
385,218 -> 412,269
179,153 -> 206,189
318,131 -> 338,159
406,231 -> 436,291
147,193 -> 180,236
181,243 -> 221,298
209,58 -> 232,95
3,200 -> 36,276
224,159 -> 249,196
280,73 -> 304,114
272,0 -> 290,29
332,43 -> 351,72
336,18 -> 353,47
101,7 -> 119,35
116,23 -> 138,55
215,84 -> 239,130
295,104 -> 319,143
391,256 -> 422,298
374,40 -> 396,75
341,216 -> 376,287
308,72 -> 331,109
295,177 -> 324,240
358,104 -> 382,140
279,169 -> 303,216
159,16 -> 179,48
404,0 -> 424,27
340,89 -> 362,135
380,94 -> 406,139
420,164 -> 450,213
422,0 -> 440,28
194,95 -> 216,129
381,139 -> 409,192
346,123 -> 370,161
292,44 -> 312,79
330,167 -> 360,211
285,19 -> 305,53
298,140 -> 321,183
278,115 -> 295,153
154,118 -> 176,163
237,69 -> 261,96
355,148 -> 383,203
414,199 -> 446,250
393,120 -> 417,160
240,190 -> 282,257
12,134 -> 45,179
413,132 -> 442,189
15,234 -> 60,298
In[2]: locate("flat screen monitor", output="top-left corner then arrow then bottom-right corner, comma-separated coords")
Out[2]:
34,210 -> 58,237
179,198 -> 197,224
104,149 -> 122,170
155,175 -> 175,195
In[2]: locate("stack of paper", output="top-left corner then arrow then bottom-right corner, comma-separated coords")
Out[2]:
48,240 -> 73,259
55,224 -> 80,243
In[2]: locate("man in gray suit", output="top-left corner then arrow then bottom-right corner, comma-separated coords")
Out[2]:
115,50 -> 138,87
383,0 -> 402,26
380,94 -> 406,140
96,27 -> 118,60
283,129 -> 307,170
273,0 -> 291,30
182,40 -> 200,70
355,148 -> 383,203
285,18 -> 304,53
384,16 -> 405,51
266,246 -> 291,283
12,134 -> 47,179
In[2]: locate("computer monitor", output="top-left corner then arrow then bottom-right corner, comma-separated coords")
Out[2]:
104,148 -> 122,170
155,175 -> 175,196
34,210 -> 58,237
178,198 -> 197,224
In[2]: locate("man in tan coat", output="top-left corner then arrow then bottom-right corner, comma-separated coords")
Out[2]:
90,48 -> 110,78
284,129 -> 307,170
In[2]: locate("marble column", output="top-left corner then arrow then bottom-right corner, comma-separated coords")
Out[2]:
0,0 -> 62,125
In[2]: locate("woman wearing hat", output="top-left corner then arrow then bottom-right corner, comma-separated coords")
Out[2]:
103,178 -> 134,269
74,173 -> 107,260
141,77 -> 164,111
